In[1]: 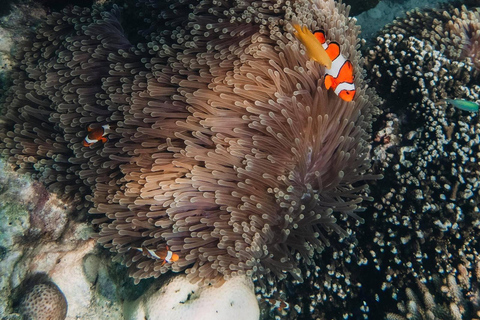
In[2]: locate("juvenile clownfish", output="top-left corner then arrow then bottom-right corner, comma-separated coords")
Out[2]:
83,124 -> 110,147
133,245 -> 179,266
440,99 -> 479,113
293,24 -> 356,102
265,298 -> 290,311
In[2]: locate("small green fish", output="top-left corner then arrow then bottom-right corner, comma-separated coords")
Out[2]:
442,99 -> 479,113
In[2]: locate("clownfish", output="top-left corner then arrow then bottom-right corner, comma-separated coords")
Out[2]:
265,298 -> 290,311
132,245 -> 179,266
293,24 -> 356,102
83,124 -> 110,147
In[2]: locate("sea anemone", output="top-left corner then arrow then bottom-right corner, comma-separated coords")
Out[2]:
0,0 -> 379,286
445,6 -> 480,71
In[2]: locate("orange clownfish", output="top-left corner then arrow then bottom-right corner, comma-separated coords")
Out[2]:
133,245 -> 179,266
83,124 -> 110,147
293,24 -> 356,102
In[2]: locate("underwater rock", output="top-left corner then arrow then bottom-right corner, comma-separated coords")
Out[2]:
16,273 -> 67,320
0,162 -> 125,319
0,161 -> 32,316
344,0 -> 380,16
124,274 -> 259,320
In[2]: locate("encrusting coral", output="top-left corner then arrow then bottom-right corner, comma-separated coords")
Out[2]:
0,0 -> 379,288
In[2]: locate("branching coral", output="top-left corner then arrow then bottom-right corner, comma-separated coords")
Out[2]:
386,261 -> 480,320
0,0 -> 379,286
375,3 -> 480,74
361,1 -> 480,317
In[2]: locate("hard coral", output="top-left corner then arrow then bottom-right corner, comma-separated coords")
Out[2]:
386,261 -> 480,320
362,1 -> 480,317
0,0 -> 379,287
16,273 -> 67,320
374,2 -> 480,75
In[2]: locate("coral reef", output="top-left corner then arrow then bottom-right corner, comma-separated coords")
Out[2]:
6,0 -> 479,319
355,0 -> 459,42
386,261 -> 480,320
0,161 -> 128,319
359,0 -> 480,317
0,0 -> 379,288
15,273 -> 67,320
376,3 -> 480,72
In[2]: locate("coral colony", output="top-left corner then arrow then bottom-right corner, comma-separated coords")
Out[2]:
363,1 -> 480,319
14,273 -> 68,320
0,0 -> 479,319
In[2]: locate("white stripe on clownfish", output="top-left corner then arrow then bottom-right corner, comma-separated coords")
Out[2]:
84,135 -> 98,146
165,250 -> 173,262
323,46 -> 347,78
334,82 -> 356,96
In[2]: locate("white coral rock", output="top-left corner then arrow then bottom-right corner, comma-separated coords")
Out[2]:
125,274 -> 259,320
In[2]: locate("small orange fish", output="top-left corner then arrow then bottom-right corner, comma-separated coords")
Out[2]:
133,245 -> 179,266
265,298 -> 290,311
293,25 -> 356,101
313,30 -> 356,101
83,124 -> 110,147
